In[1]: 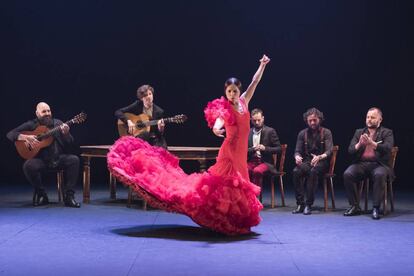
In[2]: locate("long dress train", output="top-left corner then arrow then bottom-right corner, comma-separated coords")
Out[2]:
107,97 -> 263,235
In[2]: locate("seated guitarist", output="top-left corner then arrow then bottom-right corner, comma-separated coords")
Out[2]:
115,84 -> 167,148
6,102 -> 81,208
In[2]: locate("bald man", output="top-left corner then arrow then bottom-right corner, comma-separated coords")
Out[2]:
343,107 -> 394,219
7,102 -> 81,207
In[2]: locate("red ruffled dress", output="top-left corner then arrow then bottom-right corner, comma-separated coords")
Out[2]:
107,97 -> 263,235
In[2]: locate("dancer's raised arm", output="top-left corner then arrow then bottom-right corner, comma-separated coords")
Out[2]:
241,54 -> 270,105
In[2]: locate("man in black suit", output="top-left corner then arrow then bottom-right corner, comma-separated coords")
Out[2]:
6,102 -> 81,208
247,108 -> 281,191
292,108 -> 333,215
343,107 -> 394,219
115,84 -> 167,148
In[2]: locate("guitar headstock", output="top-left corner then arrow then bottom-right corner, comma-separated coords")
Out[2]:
73,112 -> 87,124
171,114 -> 187,124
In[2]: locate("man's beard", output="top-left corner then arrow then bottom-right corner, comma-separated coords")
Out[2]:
254,124 -> 263,131
309,124 -> 320,130
38,116 -> 53,127
367,122 -> 379,129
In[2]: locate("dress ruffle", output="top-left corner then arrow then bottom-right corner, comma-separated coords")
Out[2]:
107,136 -> 262,235
204,97 -> 236,128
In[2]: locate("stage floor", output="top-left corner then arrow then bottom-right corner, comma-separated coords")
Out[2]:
1,184 -> 413,276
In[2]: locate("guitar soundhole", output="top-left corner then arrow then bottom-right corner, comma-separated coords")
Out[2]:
136,122 -> 146,129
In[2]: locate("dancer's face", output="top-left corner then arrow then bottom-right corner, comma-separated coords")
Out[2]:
225,84 -> 240,104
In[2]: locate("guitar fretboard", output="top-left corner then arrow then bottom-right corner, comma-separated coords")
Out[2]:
138,117 -> 179,127
37,119 -> 77,140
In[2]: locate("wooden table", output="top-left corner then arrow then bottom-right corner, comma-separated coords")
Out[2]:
80,145 -> 220,203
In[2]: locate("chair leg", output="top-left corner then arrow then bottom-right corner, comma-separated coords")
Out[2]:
330,177 -> 336,209
127,187 -> 148,211
270,177 -> 275,208
57,171 -> 64,203
383,180 -> 388,216
127,186 -> 132,208
389,180 -> 395,212
323,177 -> 328,212
364,179 -> 369,212
279,176 -> 286,207
259,187 -> 263,204
358,181 -> 364,206
32,190 -> 37,205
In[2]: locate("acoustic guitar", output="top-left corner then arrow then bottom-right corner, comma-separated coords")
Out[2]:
117,113 -> 187,137
15,112 -> 87,160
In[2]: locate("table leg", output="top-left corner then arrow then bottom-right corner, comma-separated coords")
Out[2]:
198,159 -> 207,172
82,156 -> 91,204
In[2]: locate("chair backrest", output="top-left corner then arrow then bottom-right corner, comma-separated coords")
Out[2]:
328,145 -> 339,175
273,144 -> 288,172
389,146 -> 398,169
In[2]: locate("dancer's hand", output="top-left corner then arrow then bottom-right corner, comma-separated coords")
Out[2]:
260,54 -> 270,65
212,118 -> 225,137
213,127 -> 225,137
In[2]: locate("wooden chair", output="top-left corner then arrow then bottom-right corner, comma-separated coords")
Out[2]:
127,186 -> 147,210
323,145 -> 339,211
267,144 -> 288,208
109,173 -> 147,210
298,145 -> 339,211
32,169 -> 64,204
359,146 -> 398,215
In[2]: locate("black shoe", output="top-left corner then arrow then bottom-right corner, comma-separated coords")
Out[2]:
372,207 -> 380,220
33,190 -> 49,207
64,192 -> 81,208
303,205 -> 312,215
344,205 -> 361,216
292,205 -> 305,214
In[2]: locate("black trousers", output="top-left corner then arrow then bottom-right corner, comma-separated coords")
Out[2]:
23,154 -> 80,193
292,161 -> 328,206
343,161 -> 388,208
138,131 -> 167,149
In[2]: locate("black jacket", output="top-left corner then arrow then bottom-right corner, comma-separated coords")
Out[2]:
348,126 -> 394,174
114,100 -> 167,148
7,118 -> 74,163
248,125 -> 281,174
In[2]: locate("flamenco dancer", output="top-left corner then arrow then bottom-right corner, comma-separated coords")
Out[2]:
108,55 -> 270,235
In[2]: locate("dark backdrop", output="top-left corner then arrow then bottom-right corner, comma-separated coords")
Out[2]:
1,1 -> 413,187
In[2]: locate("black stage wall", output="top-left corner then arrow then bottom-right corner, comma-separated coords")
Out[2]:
1,1 -> 413,187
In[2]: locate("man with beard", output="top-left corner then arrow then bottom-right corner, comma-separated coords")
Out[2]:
7,102 -> 80,207
343,107 -> 394,220
247,108 -> 281,193
292,107 -> 333,215
115,84 -> 166,148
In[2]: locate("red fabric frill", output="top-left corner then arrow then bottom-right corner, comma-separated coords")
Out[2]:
204,97 -> 236,128
107,136 -> 262,235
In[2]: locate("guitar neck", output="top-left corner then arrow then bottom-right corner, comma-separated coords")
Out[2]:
141,117 -> 175,127
37,119 -> 76,140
